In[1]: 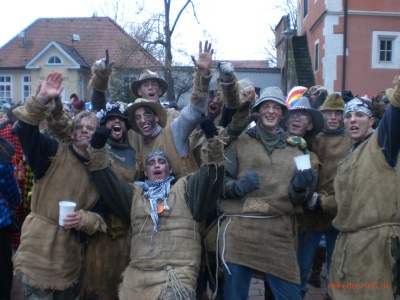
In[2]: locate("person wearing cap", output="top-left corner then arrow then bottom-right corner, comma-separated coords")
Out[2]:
86,113 -> 228,299
307,76 -> 400,300
296,94 -> 352,299
121,41 -> 214,179
218,86 -> 317,299
262,96 -> 323,299
78,101 -> 142,300
70,93 -> 85,117
11,72 -> 107,299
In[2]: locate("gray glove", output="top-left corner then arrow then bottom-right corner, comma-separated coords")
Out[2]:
218,61 -> 235,83
234,170 -> 260,198
292,169 -> 316,192
95,49 -> 115,73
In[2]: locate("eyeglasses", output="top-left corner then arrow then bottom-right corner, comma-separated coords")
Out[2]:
288,113 -> 309,120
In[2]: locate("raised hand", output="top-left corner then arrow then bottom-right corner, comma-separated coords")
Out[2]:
95,49 -> 115,74
218,62 -> 235,83
37,72 -> 64,105
191,40 -> 214,75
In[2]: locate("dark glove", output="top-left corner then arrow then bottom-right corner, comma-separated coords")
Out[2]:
90,127 -> 111,149
292,169 -> 316,192
234,170 -> 260,198
200,114 -> 218,139
218,61 -> 235,83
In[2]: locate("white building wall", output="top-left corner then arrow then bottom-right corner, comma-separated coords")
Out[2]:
323,13 -> 343,94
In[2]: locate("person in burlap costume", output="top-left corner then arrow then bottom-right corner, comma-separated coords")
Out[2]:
219,86 -> 317,299
263,96 -> 323,300
78,101 -> 142,300
296,94 -> 352,299
12,72 -> 107,299
86,112 -> 228,300
307,77 -> 400,299
88,49 -> 180,155
190,62 -> 259,300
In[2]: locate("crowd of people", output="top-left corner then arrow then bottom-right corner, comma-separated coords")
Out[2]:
0,39 -> 400,300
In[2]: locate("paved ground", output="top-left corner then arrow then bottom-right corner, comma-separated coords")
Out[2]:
11,264 -> 328,300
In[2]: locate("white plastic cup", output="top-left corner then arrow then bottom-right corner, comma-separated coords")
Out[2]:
294,154 -> 311,171
59,201 -> 77,226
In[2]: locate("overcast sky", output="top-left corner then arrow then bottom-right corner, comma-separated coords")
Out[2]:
0,0 -> 287,63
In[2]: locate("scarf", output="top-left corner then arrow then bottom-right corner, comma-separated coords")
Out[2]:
247,122 -> 288,156
322,126 -> 345,135
144,125 -> 163,144
142,175 -> 175,234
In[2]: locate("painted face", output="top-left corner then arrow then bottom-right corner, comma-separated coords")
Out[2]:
137,79 -> 163,103
344,111 -> 374,143
207,93 -> 223,119
257,101 -> 284,133
134,106 -> 159,137
286,110 -> 313,137
71,116 -> 97,149
144,155 -> 172,182
105,115 -> 127,143
322,110 -> 344,131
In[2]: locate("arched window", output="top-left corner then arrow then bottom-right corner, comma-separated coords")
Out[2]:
48,55 -> 62,65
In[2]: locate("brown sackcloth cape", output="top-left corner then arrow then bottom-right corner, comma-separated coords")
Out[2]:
329,132 -> 400,299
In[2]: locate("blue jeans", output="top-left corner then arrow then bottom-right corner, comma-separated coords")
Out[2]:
297,227 -> 339,296
224,262 -> 301,300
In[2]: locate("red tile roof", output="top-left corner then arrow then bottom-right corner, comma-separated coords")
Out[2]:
0,17 -> 160,69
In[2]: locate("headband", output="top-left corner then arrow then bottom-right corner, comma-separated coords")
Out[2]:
343,98 -> 372,118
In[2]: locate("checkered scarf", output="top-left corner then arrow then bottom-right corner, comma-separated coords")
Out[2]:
142,175 -> 175,234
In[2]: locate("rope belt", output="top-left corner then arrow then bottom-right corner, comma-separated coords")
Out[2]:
336,222 -> 400,278
29,211 -> 58,226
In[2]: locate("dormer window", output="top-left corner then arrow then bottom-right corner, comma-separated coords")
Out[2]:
48,55 -> 62,65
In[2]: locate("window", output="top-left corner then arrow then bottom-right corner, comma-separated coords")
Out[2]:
379,38 -> 392,62
314,42 -> 319,71
0,76 -> 12,103
304,0 -> 308,18
22,75 -> 31,102
47,55 -> 62,65
372,31 -> 400,69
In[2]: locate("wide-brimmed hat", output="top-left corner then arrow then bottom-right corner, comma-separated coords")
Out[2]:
252,87 -> 288,117
130,70 -> 169,98
125,98 -> 167,133
284,96 -> 324,138
95,102 -> 128,124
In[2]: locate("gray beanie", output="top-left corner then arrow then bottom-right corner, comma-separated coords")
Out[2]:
252,87 -> 288,117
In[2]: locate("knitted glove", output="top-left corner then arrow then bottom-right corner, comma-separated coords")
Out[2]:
292,169 -> 316,192
200,114 -> 218,139
227,100 -> 258,137
88,50 -> 115,93
95,49 -> 115,74
218,62 -> 235,83
234,170 -> 260,198
90,127 -> 111,149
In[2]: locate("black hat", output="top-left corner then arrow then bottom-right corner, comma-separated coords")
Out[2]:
341,91 -> 355,103
95,102 -> 128,124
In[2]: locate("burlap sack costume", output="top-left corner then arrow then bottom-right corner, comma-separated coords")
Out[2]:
328,79 -> 400,299
218,132 -> 309,284
12,96 -> 106,290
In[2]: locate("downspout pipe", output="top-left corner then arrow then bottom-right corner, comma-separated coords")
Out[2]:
342,0 -> 348,92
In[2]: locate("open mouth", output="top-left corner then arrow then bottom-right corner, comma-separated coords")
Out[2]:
148,92 -> 156,97
112,125 -> 122,133
154,170 -> 162,176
